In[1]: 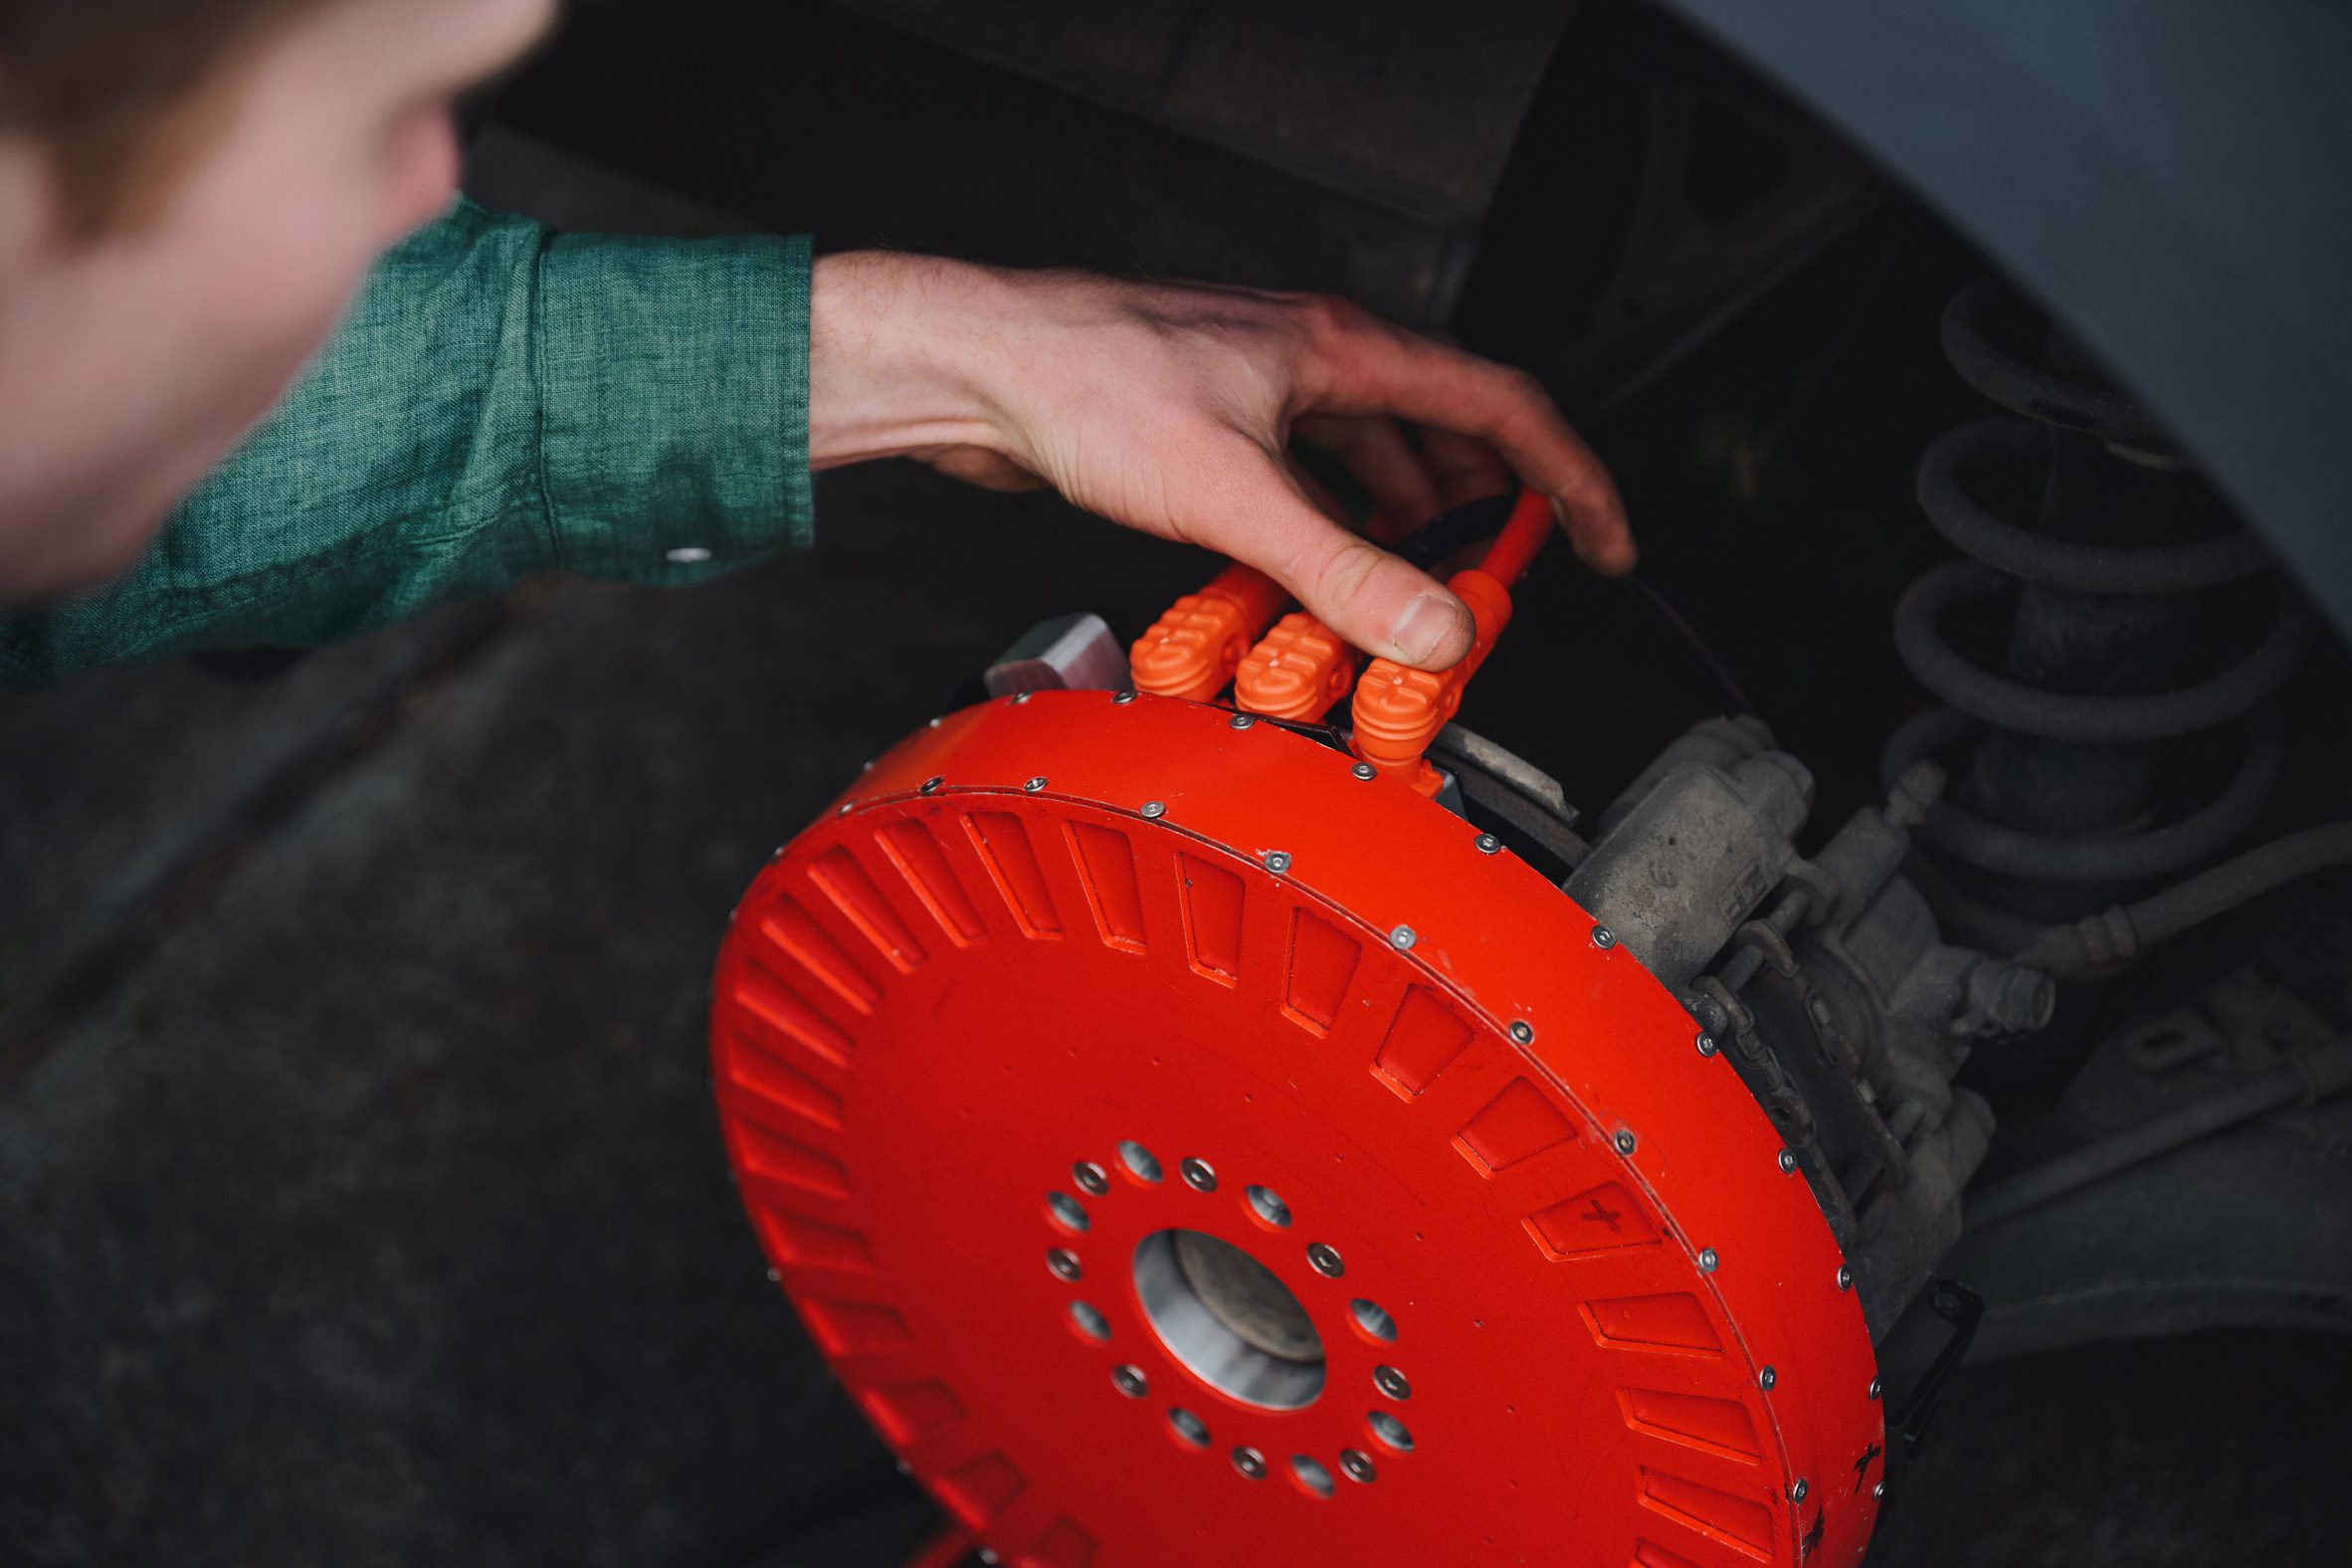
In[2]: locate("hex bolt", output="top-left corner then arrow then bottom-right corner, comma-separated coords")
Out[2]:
1047,1248 -> 1081,1282
1758,1366 -> 1777,1391
1697,1247 -> 1720,1274
1351,762 -> 1378,781
1112,1364 -> 1149,1398
1307,1242 -> 1346,1278
1837,1265 -> 1854,1290
1232,1447 -> 1268,1480
1789,1478 -> 1809,1503
1592,924 -> 1617,949
919,775 -> 944,795
1141,800 -> 1167,819
1778,1149 -> 1799,1175
1113,689 -> 1137,704
1509,1020 -> 1535,1045
1339,1449 -> 1377,1483
1696,1032 -> 1718,1058
1265,851 -> 1292,874
1373,1366 -> 1412,1401
1613,1129 -> 1638,1156
1073,1161 -> 1109,1196
1389,925 -> 1417,950
1868,1377 -> 1882,1401
1180,1157 -> 1218,1193
1023,775 -> 1048,793
1474,833 -> 1501,855
1230,712 -> 1256,729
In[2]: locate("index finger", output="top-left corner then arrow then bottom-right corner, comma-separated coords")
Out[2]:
1295,308 -> 1637,574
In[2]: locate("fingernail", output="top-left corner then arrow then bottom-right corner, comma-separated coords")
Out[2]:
1389,591 -> 1468,667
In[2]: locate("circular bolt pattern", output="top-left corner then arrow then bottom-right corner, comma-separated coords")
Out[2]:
1168,1408 -> 1210,1448
1790,1478 -> 1809,1502
1180,1157 -> 1218,1193
1071,1302 -> 1111,1341
919,775 -> 944,795
1366,1410 -> 1414,1454
1508,1020 -> 1535,1045
1307,1242 -> 1345,1278
1388,925 -> 1416,950
1141,800 -> 1166,819
1264,851 -> 1292,874
1778,1148 -> 1799,1174
1592,924 -> 1617,949
1474,833 -> 1501,855
1230,712 -> 1256,729
1697,1247 -> 1719,1274
1118,1140 -> 1164,1184
1023,775 -> 1048,793
1373,1365 -> 1412,1401
1290,1455 -> 1335,1499
1613,1129 -> 1637,1156
1351,762 -> 1378,781
1047,1192 -> 1090,1233
1047,1248 -> 1081,1282
1869,1377 -> 1883,1401
1759,1366 -> 1778,1391
1232,1446 -> 1269,1480
1112,1364 -> 1149,1398
1350,1298 -> 1399,1342
1696,1032 -> 1718,1057
1339,1449 -> 1377,1484
1073,1160 -> 1109,1196
1247,1185 -> 1292,1229
1837,1265 -> 1854,1290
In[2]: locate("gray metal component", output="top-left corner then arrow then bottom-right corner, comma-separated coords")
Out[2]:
1564,747 -> 1812,989
983,611 -> 1130,696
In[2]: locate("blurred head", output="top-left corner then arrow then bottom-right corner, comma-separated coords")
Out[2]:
0,0 -> 556,597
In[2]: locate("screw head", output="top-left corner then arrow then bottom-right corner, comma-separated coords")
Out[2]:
1230,711 -> 1255,729
1047,1248 -> 1081,1282
1868,1376 -> 1882,1401
1112,1364 -> 1148,1398
1873,1480 -> 1885,1499
1474,833 -> 1501,855
1339,1448 -> 1377,1483
1614,1128 -> 1638,1156
1789,1477 -> 1809,1503
1232,1446 -> 1268,1479
1023,775 -> 1048,793
1113,688 -> 1137,704
919,775 -> 944,795
1073,1160 -> 1109,1196
835,801 -> 855,816
1592,924 -> 1617,949
977,1551 -> 999,1567
1264,851 -> 1292,874
1009,689 -> 1032,704
1141,800 -> 1166,819
1696,1032 -> 1718,1057
1758,1365 -> 1777,1391
1180,1157 -> 1218,1193
1306,1242 -> 1346,1278
1778,1149 -> 1799,1174
1508,1019 -> 1535,1045
1837,1265 -> 1854,1290
1373,1365 -> 1411,1400
1389,924 -> 1417,950
1351,761 -> 1378,781
1697,1247 -> 1720,1274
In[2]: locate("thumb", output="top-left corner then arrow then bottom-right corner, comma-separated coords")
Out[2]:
1192,448 -> 1473,671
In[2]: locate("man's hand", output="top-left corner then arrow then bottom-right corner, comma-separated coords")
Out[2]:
807,253 -> 1634,671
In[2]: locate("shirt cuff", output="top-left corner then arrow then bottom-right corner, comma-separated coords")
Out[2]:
533,229 -> 815,584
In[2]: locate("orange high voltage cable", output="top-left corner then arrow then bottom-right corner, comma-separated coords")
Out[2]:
1128,563 -> 1289,702
1349,486 -> 1552,794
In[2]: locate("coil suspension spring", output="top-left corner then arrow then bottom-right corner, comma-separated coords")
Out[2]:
1882,278 -> 2312,945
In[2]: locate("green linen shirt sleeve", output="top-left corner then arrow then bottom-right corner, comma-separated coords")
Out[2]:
0,196 -> 814,687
